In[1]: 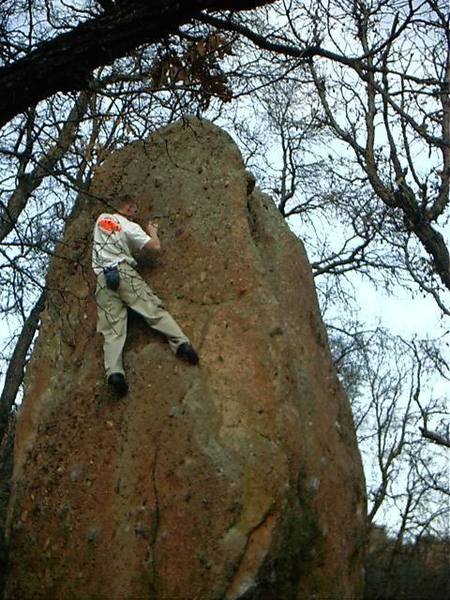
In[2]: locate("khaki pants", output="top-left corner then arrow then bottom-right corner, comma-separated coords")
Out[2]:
96,262 -> 189,378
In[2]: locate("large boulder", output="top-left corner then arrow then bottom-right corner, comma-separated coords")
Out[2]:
4,118 -> 366,599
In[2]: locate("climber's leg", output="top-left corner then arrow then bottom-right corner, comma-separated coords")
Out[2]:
119,264 -> 191,353
96,276 -> 128,379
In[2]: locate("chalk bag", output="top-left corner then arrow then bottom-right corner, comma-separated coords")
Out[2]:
104,265 -> 120,291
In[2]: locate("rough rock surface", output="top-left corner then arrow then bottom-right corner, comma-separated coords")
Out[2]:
4,118 -> 366,599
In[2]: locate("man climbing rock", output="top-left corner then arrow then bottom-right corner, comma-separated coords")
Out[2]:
92,196 -> 199,396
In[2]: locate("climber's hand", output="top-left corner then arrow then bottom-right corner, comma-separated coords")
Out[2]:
146,222 -> 159,237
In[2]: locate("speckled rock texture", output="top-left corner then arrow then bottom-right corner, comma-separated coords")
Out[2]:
4,118 -> 366,600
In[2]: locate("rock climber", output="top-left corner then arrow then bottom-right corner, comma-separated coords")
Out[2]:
92,195 -> 199,396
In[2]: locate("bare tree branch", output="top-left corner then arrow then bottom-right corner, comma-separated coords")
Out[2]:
0,90 -> 92,243
420,427 -> 450,449
0,0 -> 275,127
0,290 -> 46,443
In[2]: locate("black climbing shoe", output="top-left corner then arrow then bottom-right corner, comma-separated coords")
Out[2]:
176,343 -> 199,365
108,373 -> 129,396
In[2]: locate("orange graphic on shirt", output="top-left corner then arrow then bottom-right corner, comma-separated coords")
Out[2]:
98,217 -> 122,234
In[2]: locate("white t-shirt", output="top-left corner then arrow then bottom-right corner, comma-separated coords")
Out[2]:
92,213 -> 151,275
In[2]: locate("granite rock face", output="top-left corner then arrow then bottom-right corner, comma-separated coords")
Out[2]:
4,118 -> 366,599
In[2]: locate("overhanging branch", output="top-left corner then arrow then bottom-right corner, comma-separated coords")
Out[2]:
0,0 -> 275,128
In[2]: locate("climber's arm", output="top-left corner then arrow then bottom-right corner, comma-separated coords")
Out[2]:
143,222 -> 161,251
